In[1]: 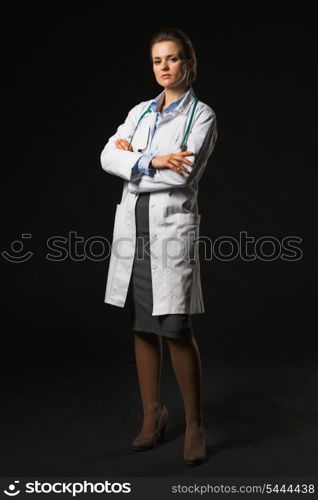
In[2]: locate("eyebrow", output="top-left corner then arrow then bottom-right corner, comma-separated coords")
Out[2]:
152,54 -> 178,60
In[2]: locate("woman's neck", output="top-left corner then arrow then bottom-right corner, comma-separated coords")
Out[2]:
161,85 -> 189,111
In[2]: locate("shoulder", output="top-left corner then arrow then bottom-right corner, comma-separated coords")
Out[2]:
127,98 -> 153,120
195,99 -> 216,120
192,99 -> 217,130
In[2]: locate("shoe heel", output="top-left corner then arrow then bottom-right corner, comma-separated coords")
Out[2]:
155,422 -> 166,446
132,404 -> 169,451
160,423 -> 166,441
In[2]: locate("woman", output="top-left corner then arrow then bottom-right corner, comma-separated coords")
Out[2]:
100,27 -> 217,465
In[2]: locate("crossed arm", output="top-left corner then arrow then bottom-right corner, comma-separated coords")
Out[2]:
100,105 -> 217,193
100,104 -> 147,184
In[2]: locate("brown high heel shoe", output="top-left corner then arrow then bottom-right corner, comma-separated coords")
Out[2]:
183,424 -> 207,465
132,403 -> 169,451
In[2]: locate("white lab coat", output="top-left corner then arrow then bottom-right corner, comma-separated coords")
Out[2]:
100,86 -> 217,315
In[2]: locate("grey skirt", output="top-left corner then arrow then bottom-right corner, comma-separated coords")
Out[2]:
128,191 -> 194,339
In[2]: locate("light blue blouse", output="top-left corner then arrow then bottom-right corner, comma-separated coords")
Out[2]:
131,90 -> 188,177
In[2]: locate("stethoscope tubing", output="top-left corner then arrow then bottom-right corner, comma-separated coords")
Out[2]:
128,97 -> 198,152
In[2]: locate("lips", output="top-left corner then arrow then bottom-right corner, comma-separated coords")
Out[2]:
161,74 -> 171,78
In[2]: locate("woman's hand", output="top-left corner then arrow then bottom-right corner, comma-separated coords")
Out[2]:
114,140 -> 193,174
114,138 -> 134,152
150,151 -> 194,174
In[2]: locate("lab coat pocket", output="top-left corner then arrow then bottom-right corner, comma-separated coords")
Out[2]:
165,212 -> 201,268
176,212 -> 201,227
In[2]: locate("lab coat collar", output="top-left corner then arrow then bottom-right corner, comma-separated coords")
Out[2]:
152,86 -> 196,115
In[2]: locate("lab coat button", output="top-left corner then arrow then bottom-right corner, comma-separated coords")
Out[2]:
151,203 -> 155,207
152,264 -> 157,269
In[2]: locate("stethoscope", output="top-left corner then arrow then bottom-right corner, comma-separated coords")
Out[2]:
128,96 -> 199,152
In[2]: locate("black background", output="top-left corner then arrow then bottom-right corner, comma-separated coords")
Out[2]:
1,2 -> 317,477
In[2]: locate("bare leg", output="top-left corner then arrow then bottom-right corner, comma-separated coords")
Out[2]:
166,336 -> 205,447
134,331 -> 163,437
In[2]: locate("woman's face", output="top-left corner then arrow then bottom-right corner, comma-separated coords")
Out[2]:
151,41 -> 190,90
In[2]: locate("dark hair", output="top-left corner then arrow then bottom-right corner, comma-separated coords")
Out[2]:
149,27 -> 197,86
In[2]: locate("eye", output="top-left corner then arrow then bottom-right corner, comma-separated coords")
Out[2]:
153,57 -> 178,65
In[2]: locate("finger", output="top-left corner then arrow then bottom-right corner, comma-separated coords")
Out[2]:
170,159 -> 191,172
120,140 -> 128,150
181,159 -> 193,165
167,161 -> 189,173
173,154 -> 193,165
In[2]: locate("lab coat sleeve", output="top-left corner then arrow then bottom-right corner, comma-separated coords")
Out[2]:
100,104 -> 147,183
127,107 -> 218,193
136,153 -> 157,176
